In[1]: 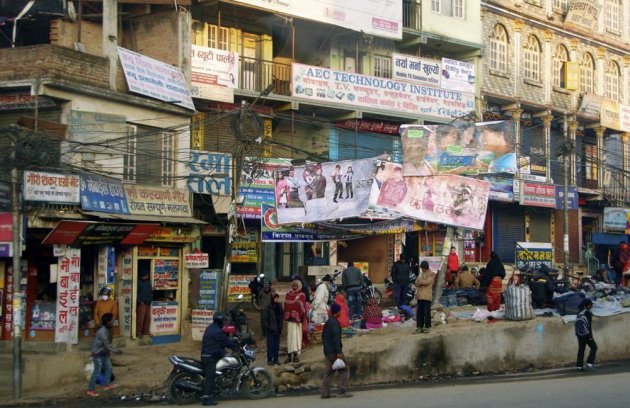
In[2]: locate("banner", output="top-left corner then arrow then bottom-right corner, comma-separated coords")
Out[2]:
515,242 -> 553,269
275,158 -> 377,224
188,151 -> 232,196
150,301 -> 178,335
153,259 -> 179,290
80,173 -> 129,214
228,274 -> 256,303
55,247 -> 80,344
370,162 -> 491,230
238,157 -> 292,219
292,63 -> 475,121
124,185 -> 191,217
191,45 -> 238,103
603,207 -> 628,232
565,1 -> 601,32
441,58 -> 476,94
391,53 -> 441,87
191,309 -> 214,341
119,248 -> 133,337
401,121 -> 517,176
23,171 -> 80,203
199,269 -> 220,310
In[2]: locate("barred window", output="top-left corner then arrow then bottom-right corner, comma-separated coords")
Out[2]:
605,0 -> 621,33
490,24 -> 508,73
523,35 -> 541,82
373,55 -> 392,78
432,0 -> 441,13
552,44 -> 568,88
553,0 -> 568,12
453,0 -> 464,18
580,53 -> 595,94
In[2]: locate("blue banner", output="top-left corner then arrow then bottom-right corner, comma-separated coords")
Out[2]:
555,186 -> 578,210
199,269 -> 219,310
80,173 -> 129,214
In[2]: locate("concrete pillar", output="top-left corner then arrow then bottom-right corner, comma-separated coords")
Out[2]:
595,126 -> 606,189
543,30 -> 553,104
102,0 -> 118,90
542,114 -> 553,181
512,20 -> 524,97
623,57 -> 630,105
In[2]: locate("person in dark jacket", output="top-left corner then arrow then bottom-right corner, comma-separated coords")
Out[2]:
136,269 -> 153,338
529,264 -> 556,308
575,298 -> 597,371
262,293 -> 283,365
342,261 -> 363,317
390,254 -> 411,308
200,312 -> 236,406
481,252 -> 506,312
86,313 -> 121,397
321,303 -> 352,399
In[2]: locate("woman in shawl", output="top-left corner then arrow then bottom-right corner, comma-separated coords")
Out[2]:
362,297 -> 383,329
481,251 -> 506,312
283,280 -> 307,363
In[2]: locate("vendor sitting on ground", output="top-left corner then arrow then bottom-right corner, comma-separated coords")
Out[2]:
529,264 -> 557,309
454,265 -> 480,289
362,297 -> 383,329
594,264 -> 609,283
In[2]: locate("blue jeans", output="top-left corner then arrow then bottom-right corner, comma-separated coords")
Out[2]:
266,333 -> 280,363
88,354 -> 112,391
346,287 -> 363,317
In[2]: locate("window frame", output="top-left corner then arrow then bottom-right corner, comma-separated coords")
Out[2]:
373,55 -> 392,78
431,0 -> 441,13
604,60 -> 620,101
584,143 -> 598,183
552,44 -> 569,88
489,24 -> 508,74
523,35 -> 541,82
579,53 -> 595,94
604,0 -> 621,33
453,0 -> 464,18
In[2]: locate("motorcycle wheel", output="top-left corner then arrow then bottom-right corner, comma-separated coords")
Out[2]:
168,371 -> 202,405
373,288 -> 383,305
242,369 -> 273,399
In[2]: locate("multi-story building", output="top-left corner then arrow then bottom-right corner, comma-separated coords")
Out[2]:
480,0 -> 630,268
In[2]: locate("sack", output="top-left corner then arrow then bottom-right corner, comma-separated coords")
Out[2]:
553,291 -> 586,316
504,285 -> 535,321
575,310 -> 590,336
332,358 -> 346,370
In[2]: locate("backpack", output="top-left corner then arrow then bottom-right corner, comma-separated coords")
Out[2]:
575,310 -> 590,336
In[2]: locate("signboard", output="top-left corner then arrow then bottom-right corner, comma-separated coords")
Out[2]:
555,186 -> 579,210
481,175 -> 514,202
418,256 -> 442,272
519,182 -> 556,208
0,182 -> 10,211
199,269 -> 219,310
153,260 -> 179,290
119,248 -> 133,337
80,173 -> 129,214
124,185 -> 192,217
515,242 -> 553,269
231,241 -> 258,263
578,93 -> 606,117
23,171 -> 80,203
184,251 -> 210,268
150,301 -> 178,335
621,104 -> 630,133
440,58 -> 476,94
564,1 -> 601,31
228,274 -> 256,303
191,309 -> 214,341
191,45 -> 238,103
600,98 -> 621,131
0,212 -> 11,242
603,207 -> 628,232
391,53 -> 441,87
55,247 -> 81,344
232,0 -> 402,39
401,122 -> 517,176
118,47 -> 195,110
335,119 -> 400,135
292,63 -> 475,121
238,157 -> 292,219
188,150 -> 232,196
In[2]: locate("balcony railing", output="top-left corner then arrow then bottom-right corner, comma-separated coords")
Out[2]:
239,57 -> 292,96
403,0 -> 422,31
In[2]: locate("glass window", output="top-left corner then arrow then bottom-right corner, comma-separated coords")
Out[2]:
125,126 -> 176,186
374,55 -> 392,78
553,0 -> 568,12
490,24 -> 508,73
208,25 -> 229,50
523,35 -> 541,82
552,45 -> 568,88
605,0 -> 621,32
432,0 -> 441,13
584,144 -> 598,182
604,60 -> 620,101
580,53 -> 595,94
453,0 -> 464,18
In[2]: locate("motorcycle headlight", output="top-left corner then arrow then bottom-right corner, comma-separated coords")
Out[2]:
243,346 -> 256,359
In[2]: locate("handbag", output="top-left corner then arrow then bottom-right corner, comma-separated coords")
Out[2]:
332,358 -> 346,370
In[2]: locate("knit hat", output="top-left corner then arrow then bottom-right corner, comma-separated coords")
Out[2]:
330,303 -> 341,314
420,260 -> 430,269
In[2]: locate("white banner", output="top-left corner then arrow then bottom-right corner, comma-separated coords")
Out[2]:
184,252 -> 210,268
55,247 -> 80,344
23,171 -> 80,203
292,63 -> 475,120
191,45 -> 239,103
275,158 -> 377,224
118,47 -> 195,110
620,104 -> 630,133
391,53 -> 441,87
191,309 -> 214,341
441,58 -> 476,94
232,0 -> 402,39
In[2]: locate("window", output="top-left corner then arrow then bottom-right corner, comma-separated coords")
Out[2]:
453,0 -> 464,18
605,0 -> 621,33
580,53 -> 595,94
160,132 -> 176,187
552,45 -> 569,88
523,35 -> 541,82
553,0 -> 568,12
431,0 -> 465,17
432,0 -> 441,13
208,25 -> 229,50
373,55 -> 391,78
124,126 -> 176,186
123,125 -> 137,182
604,60 -> 620,101
584,144 -> 598,184
489,24 -> 508,73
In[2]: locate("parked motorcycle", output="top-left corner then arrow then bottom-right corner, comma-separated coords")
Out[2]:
384,271 -> 417,306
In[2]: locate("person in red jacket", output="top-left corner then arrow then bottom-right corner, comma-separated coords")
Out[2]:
446,246 -> 460,288
332,291 -> 351,328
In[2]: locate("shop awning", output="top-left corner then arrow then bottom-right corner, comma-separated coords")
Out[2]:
42,221 -> 160,245
592,233 -> 627,246
80,211 -> 207,225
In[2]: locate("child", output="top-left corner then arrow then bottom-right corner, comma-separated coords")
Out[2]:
575,298 -> 597,371
261,293 -> 283,365
87,313 -> 122,397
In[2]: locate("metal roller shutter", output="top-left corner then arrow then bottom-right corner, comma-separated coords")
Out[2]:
528,210 -> 551,242
493,205 -> 525,263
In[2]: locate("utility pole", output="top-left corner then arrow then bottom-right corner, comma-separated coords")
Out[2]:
432,226 -> 455,306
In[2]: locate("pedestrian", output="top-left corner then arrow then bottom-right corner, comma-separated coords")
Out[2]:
575,298 -> 597,371
390,254 -> 411,308
341,261 -> 363,318
333,290 -> 351,328
446,246 -> 460,287
200,311 -> 236,406
136,269 -> 153,339
283,280 -> 307,363
257,278 -> 276,315
94,286 -> 118,341
481,251 -> 506,313
262,293 -> 283,366
86,313 -> 121,397
611,241 -> 630,285
311,274 -> 333,325
414,260 -> 436,334
320,303 -> 352,399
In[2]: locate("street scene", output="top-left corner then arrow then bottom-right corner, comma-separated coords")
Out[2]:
0,0 -> 629,407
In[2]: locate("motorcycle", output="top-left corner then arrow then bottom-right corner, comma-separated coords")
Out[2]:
361,273 -> 382,305
248,274 -> 266,311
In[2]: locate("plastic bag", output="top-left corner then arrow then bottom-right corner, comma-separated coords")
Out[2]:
472,307 -> 491,322
332,358 -> 346,370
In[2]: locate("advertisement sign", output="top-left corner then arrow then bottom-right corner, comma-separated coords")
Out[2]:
118,47 -> 195,110
481,175 -> 514,202
401,122 -> 517,176
80,173 -> 129,214
335,119 -> 400,135
418,256 -> 442,272
440,58 -> 476,94
191,309 -> 214,341
515,242 -> 553,269
232,0 -> 402,39
184,251 -> 210,268
150,301 -> 178,335
519,182 -> 556,208
292,63 -> 475,121
228,274 -> 256,303
370,162 -> 491,230
188,151 -> 232,196
238,157 -> 292,219
55,247 -> 81,344
119,248 -> 133,337
231,241 -> 258,263
564,1 -> 601,31
23,171 -> 80,203
555,186 -> 579,210
262,205 -> 359,242
0,212 -> 11,241
153,259 -> 179,290
603,207 -> 628,232
391,53 -> 441,87
124,185 -> 191,217
275,158 -> 377,224
578,93 -> 606,117
191,45 -> 238,103
1,265 -> 12,340
600,99 -> 621,131
621,104 -> 630,133
199,269 -> 220,310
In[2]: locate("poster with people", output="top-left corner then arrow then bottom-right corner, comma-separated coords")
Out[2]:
370,162 -> 491,230
275,158 -> 377,224
400,121 -> 517,176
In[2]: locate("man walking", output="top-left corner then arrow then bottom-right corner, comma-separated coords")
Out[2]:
342,261 -> 363,318
575,298 -> 597,371
390,254 -> 411,308
321,303 -> 352,399
86,313 -> 121,397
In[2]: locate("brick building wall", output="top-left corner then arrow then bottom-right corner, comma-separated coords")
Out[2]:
50,19 -> 103,56
553,209 -> 580,264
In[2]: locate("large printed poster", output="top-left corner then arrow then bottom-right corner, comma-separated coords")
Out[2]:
400,121 -> 517,176
55,247 -> 80,344
370,162 -> 491,230
275,158 -> 377,224
238,157 -> 292,219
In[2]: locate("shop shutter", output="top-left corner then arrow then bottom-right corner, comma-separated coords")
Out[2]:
528,211 -> 551,242
330,128 -> 400,161
493,205 -> 525,263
